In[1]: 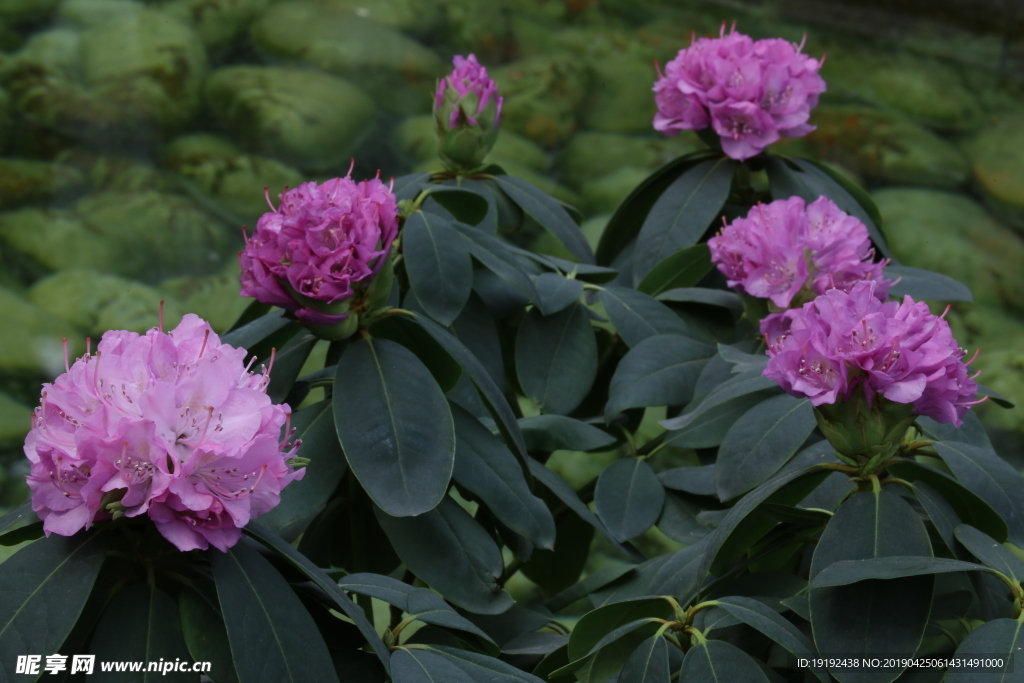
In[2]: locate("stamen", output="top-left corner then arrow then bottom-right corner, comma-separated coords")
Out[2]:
280,410 -> 293,449
241,225 -> 249,243
85,338 -> 91,358
346,158 -> 355,178
956,396 -> 989,407
939,304 -> 952,319
964,348 -> 981,365
264,187 -> 275,211
62,338 -> 69,373
198,329 -> 210,359
159,301 -> 165,333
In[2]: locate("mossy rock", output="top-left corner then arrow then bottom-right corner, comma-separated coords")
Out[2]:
55,148 -> 171,193
0,159 -> 86,209
0,207 -> 120,277
206,66 -> 375,172
581,166 -> 652,213
556,131 -> 701,189
960,112 -> 1024,230
160,261 -> 251,333
0,391 -> 30,450
161,0 -> 273,51
0,286 -> 82,383
493,54 -> 590,149
873,188 -> 1024,312
433,0 -> 513,64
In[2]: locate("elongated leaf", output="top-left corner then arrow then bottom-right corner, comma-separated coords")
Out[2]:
179,588 -> 238,683
212,542 -> 339,683
598,286 -> 689,348
259,401 -> 346,533
595,459 -> 666,543
811,556 -> 998,588
515,304 -> 597,415
532,273 -> 584,315
334,336 -> 454,517
945,619 -> 1024,683
393,172 -> 432,201
935,441 -> 1024,546
266,332 -> 316,405
567,598 -> 672,662
221,311 -> 297,361
679,639 -> 770,683
451,404 -> 555,549
404,211 -> 473,325
658,465 -> 716,497
392,645 -> 544,683
375,499 -> 513,614
0,502 -> 33,537
913,481 -> 963,556
369,314 -> 463,392
0,530 -> 108,680
619,633 -> 669,683
657,287 -> 742,310
494,175 -> 594,264
715,395 -> 816,501
0,522 -> 42,547
518,415 -> 615,453
665,390 -> 774,449
91,584 -> 192,683
712,596 -> 828,683
587,618 -> 665,657
637,244 -> 714,297
428,186 -> 490,226
243,523 -> 390,671
453,223 -> 539,304
954,525 -> 1024,583
605,334 -> 713,420
545,565 -> 636,613
885,265 -> 972,302
661,370 -> 779,431
633,157 -> 736,282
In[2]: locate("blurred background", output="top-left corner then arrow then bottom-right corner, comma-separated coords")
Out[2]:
0,0 -> 1022,507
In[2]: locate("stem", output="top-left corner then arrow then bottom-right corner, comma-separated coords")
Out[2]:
499,558 -> 523,586
683,626 -> 707,644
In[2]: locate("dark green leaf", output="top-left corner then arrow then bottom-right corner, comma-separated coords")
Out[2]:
515,304 -> 597,415
656,287 -> 742,310
393,172 -> 432,201
619,633 -> 669,683
587,618 -> 665,657
243,522 -> 390,671
404,211 -> 473,326
212,543 -> 339,683
369,314 -> 463,393
545,565 -> 636,613
637,244 -> 714,297
259,401 -> 347,533
451,404 -> 555,549
453,222 -> 539,304
334,336 -> 454,517
428,186 -> 490,226
266,332 -> 316,405
661,371 -> 779,431
520,513 -> 594,597
594,459 -> 666,543
935,441 -> 1024,546
598,286 -> 689,348
664,391 -> 775,449
811,556 -> 999,588
567,598 -> 672,663
0,521 -> 43,546
221,311 -> 296,359
605,334 -> 713,420
494,175 -> 594,264
679,639 -> 770,683
0,530 -> 108,680
977,383 -> 1015,409
0,502 -> 33,536
375,499 -> 513,614
518,415 -> 615,453
914,481 -> 963,557
633,157 -> 737,281
945,619 -> 1024,683
954,525 -> 1024,584
91,584 -> 192,683
392,645 -> 544,683
715,395 -> 816,501
532,273 -> 584,315
796,158 -> 885,237
658,465 -> 716,497
885,265 -> 972,302
593,537 -> 710,608
179,588 -> 238,683
887,459 -> 1008,543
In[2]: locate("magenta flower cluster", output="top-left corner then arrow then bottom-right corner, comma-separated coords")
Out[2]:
434,53 -> 503,130
24,315 -> 303,552
708,196 -> 889,309
763,281 -> 980,426
239,170 -> 399,325
653,28 -> 826,160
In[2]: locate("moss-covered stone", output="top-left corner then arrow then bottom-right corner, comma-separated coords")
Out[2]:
960,112 -> 1024,230
161,0 -> 272,51
493,54 -> 590,148
0,159 -> 85,209
160,261 -> 250,333
0,286 -> 81,381
205,66 -> 375,172
0,391 -> 30,450
581,166 -> 650,213
556,131 -> 701,189
0,207 -> 120,276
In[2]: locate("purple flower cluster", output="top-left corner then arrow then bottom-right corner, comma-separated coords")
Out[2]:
24,315 -> 304,551
434,54 -> 503,130
239,169 -> 398,325
653,28 -> 826,160
763,281 -> 980,426
708,196 -> 889,309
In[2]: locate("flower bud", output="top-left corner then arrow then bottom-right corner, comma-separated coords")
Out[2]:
434,54 -> 503,171
813,391 -> 916,462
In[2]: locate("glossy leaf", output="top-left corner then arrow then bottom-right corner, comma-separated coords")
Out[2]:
404,210 -> 473,325
598,286 -> 689,348
451,404 -> 555,549
545,565 -> 636,613
392,645 -> 544,683
595,459 -> 666,543
657,287 -> 742,310
658,465 -> 716,497
428,186 -> 490,226
453,222 -> 539,304
369,314 -> 463,392
374,499 -> 513,614
605,334 -> 713,420
494,175 -> 594,264
212,542 -> 339,683
532,272 -> 584,315
179,588 -> 238,683
945,619 -> 1024,683
619,633 -> 670,683
0,530 -> 108,680
266,332 -> 316,405
636,244 -> 714,297
393,172 -> 432,201
567,598 -> 672,663
334,336 -> 454,517
221,311 -> 297,363
715,395 -> 816,501
885,265 -> 972,302
0,502 -> 33,537
914,480 -> 963,556
518,415 -> 615,453
935,440 -> 1024,546
633,157 -> 737,281
259,401 -> 346,533
91,584 -> 192,683
811,556 -> 999,588
515,304 -> 597,415
520,513 -> 594,597
660,370 -> 778,431
954,525 -> 1024,583
679,639 -> 770,683
664,390 -> 774,449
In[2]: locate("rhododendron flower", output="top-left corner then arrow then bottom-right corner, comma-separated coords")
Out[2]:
433,54 -> 503,170
239,166 -> 398,330
24,314 -> 303,551
763,281 -> 981,427
708,196 -> 890,311
653,27 -> 825,160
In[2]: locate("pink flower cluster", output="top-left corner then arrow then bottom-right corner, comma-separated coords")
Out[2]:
708,196 -> 889,309
763,281 -> 980,426
434,54 -> 503,130
24,315 -> 304,552
653,27 -> 826,160
239,168 -> 399,325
